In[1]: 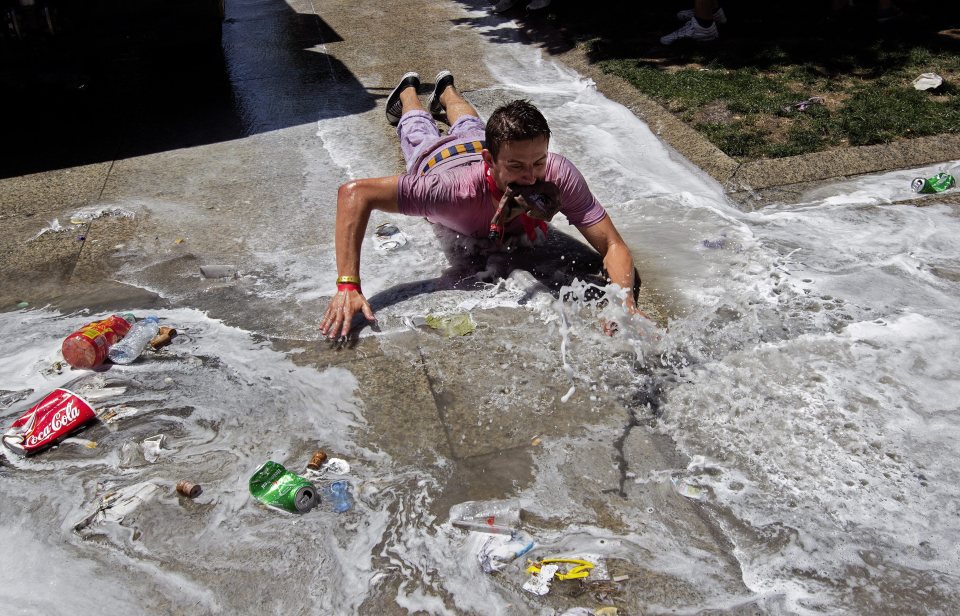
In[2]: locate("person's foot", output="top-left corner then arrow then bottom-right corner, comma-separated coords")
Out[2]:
385,72 -> 420,126
427,70 -> 454,118
659,19 -> 718,46
526,0 -> 551,10
492,0 -> 518,13
676,7 -> 727,24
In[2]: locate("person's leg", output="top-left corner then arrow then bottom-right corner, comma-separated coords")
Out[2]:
395,86 -> 444,173
693,0 -> 714,25
427,72 -> 488,145
397,113 -> 443,174
440,81 -> 487,150
661,0 -> 719,45
385,71 -> 420,126
441,84 -> 481,126
676,2 -> 726,23
399,87 -> 425,115
428,72 -> 481,126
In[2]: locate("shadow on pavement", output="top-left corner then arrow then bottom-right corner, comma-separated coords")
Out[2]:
0,0 -> 376,179
450,0 -> 960,73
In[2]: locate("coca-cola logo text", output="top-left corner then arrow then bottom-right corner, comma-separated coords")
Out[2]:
25,401 -> 82,447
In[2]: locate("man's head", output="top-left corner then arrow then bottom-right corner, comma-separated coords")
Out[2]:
483,100 -> 551,189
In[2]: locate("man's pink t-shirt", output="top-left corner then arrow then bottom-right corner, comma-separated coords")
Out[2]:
396,153 -> 607,238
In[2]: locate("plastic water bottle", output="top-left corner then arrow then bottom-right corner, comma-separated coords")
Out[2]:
323,480 -> 353,513
449,498 -> 521,535
108,316 -> 160,365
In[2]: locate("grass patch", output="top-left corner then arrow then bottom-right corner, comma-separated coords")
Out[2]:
602,50 -> 959,160
840,82 -> 960,145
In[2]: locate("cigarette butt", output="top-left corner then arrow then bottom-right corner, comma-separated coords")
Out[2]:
176,480 -> 202,498
150,327 -> 178,350
307,449 -> 328,470
612,574 -> 630,582
530,436 -> 541,446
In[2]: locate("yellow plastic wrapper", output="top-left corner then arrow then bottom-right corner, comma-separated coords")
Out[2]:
425,313 -> 476,337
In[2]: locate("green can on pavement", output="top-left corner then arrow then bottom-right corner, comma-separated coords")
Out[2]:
249,460 -> 319,513
911,172 -> 955,194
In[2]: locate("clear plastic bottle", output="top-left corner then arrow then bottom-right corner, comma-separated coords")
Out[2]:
449,498 -> 521,535
322,480 -> 353,513
108,316 -> 160,365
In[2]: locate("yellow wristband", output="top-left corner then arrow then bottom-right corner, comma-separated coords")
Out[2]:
336,275 -> 361,285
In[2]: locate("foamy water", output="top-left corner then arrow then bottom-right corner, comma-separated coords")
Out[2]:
2,3 -> 959,614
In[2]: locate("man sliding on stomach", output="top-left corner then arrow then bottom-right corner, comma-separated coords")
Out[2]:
319,70 -> 644,339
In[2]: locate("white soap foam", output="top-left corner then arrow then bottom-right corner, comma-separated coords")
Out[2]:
5,0 -> 960,610
472,26 -> 960,611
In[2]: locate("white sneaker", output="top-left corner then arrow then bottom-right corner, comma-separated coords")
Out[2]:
526,0 -> 551,10
660,19 -> 719,45
676,7 -> 727,24
492,0 -> 518,13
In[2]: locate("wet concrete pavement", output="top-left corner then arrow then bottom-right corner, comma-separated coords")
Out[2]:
2,0 -> 957,614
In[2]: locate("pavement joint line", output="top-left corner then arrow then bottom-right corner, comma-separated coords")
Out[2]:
415,345 -> 459,459
98,158 -> 116,201
65,202 -> 106,284
62,226 -> 87,285
455,441 -> 531,464
604,408 -> 640,499
306,0 -> 338,83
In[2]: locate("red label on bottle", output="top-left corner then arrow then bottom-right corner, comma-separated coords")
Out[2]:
79,321 -> 114,340
62,315 -> 133,369
78,315 -> 131,341
2,389 -> 96,456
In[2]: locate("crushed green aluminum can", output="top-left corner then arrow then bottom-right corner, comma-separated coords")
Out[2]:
249,460 -> 319,513
911,172 -> 955,194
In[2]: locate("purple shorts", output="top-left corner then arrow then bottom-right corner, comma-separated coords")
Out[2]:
396,110 -> 487,174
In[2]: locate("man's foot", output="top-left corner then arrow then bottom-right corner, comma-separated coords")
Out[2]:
427,70 -> 454,118
659,19 -> 718,45
385,72 -> 420,126
492,0 -> 518,13
676,7 -> 726,24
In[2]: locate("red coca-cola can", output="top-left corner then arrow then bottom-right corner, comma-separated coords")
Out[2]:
2,388 -> 96,456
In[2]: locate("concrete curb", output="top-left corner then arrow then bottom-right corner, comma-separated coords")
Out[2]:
552,43 -> 960,207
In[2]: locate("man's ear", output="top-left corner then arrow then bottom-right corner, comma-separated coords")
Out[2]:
481,149 -> 494,166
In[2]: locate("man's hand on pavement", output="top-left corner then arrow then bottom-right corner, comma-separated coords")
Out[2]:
601,301 -> 655,337
319,289 -> 376,339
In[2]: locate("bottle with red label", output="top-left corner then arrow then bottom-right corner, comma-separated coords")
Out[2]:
61,313 -> 135,369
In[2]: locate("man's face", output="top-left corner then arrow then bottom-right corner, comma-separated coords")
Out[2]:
484,136 -> 549,191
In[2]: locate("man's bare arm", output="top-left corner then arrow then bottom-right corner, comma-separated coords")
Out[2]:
319,176 -> 401,339
577,214 -> 641,312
